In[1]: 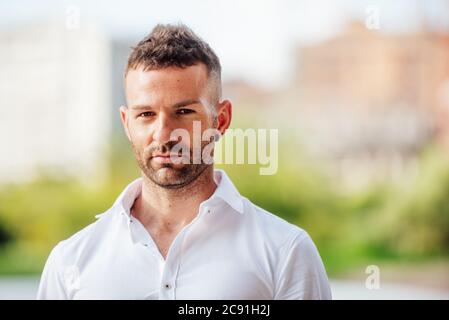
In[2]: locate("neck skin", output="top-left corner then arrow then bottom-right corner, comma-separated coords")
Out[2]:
131,166 -> 217,233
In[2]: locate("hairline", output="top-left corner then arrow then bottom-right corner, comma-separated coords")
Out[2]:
124,62 -> 221,113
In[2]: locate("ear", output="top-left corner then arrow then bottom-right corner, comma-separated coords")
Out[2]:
119,106 -> 132,141
216,99 -> 232,136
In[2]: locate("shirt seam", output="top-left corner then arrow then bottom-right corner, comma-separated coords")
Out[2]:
273,229 -> 310,298
51,241 -> 69,299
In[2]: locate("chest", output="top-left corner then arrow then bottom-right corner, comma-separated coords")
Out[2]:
69,240 -> 274,300
146,227 -> 182,260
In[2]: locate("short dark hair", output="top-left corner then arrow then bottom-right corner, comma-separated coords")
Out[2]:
126,23 -> 222,101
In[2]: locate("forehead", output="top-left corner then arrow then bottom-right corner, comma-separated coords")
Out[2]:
125,64 -> 209,104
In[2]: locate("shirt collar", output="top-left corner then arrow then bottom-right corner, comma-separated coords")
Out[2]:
103,169 -> 244,219
209,169 -> 244,214
112,177 -> 142,218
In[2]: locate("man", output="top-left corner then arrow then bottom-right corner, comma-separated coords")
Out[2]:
37,24 -> 331,300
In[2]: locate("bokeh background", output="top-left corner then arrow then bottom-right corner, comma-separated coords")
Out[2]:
1,0 -> 449,299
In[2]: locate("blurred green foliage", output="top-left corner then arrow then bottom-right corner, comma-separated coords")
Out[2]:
0,131 -> 448,276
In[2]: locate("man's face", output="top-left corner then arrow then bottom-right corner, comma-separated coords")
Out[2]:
121,64 -> 229,189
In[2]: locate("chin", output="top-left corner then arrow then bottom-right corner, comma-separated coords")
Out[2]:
153,166 -> 184,180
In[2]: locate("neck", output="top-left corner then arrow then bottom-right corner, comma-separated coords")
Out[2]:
132,166 -> 217,231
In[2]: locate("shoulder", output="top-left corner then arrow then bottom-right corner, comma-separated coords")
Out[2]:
48,209 -> 116,264
241,197 -> 310,249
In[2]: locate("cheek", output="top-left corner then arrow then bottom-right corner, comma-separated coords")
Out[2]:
184,119 -> 211,146
128,121 -> 154,147
189,121 -> 217,150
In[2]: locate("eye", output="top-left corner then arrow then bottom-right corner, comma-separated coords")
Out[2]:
177,108 -> 195,115
139,111 -> 155,118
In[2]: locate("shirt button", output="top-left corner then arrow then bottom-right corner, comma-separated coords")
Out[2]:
164,283 -> 171,289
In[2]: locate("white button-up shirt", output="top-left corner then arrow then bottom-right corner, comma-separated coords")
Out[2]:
37,169 -> 331,300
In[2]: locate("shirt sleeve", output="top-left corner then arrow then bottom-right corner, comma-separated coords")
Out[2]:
274,231 -> 332,300
36,242 -> 68,300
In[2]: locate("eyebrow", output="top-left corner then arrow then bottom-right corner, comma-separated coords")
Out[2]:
130,99 -> 201,110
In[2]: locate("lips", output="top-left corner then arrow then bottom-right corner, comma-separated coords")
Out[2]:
151,153 -> 180,158
151,153 -> 188,164
152,154 -> 169,158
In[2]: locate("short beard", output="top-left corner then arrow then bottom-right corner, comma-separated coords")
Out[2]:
132,141 -> 212,190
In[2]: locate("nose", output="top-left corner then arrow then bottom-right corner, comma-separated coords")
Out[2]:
152,112 -> 177,144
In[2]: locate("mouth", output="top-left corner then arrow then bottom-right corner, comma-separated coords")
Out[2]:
151,153 -> 189,164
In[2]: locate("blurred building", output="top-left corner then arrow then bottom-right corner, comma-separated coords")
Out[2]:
223,21 -> 449,188
0,23 -> 111,184
110,37 -> 140,131
292,22 -> 449,188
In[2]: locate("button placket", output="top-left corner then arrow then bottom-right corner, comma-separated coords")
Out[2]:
158,245 -> 179,299
156,206 -> 210,299
158,222 -> 197,299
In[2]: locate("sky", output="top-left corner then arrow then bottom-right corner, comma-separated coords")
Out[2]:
1,0 -> 448,88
